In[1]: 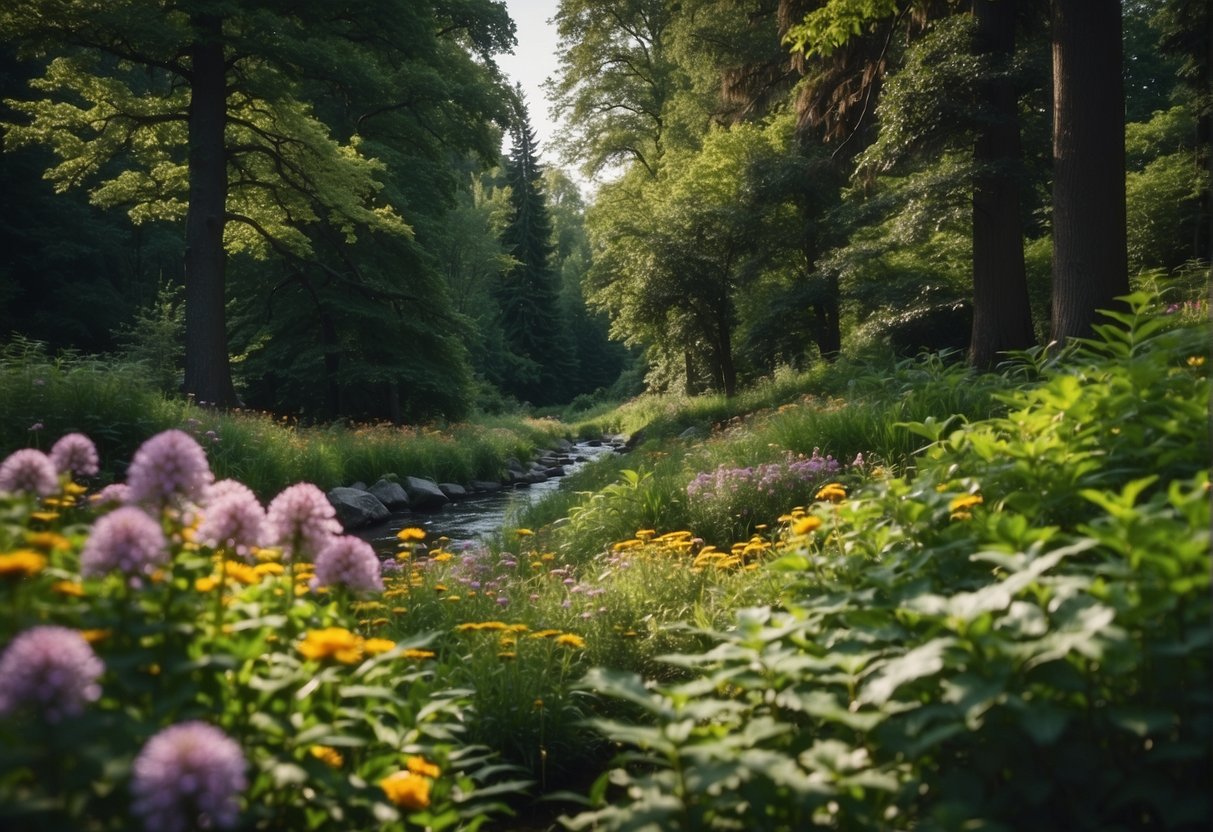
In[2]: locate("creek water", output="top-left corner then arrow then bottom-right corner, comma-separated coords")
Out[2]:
356,441 -> 622,555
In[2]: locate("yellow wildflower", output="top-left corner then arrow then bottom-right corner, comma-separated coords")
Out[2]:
949,494 -> 984,513
407,756 -> 441,778
52,580 -> 86,598
298,628 -> 364,664
401,648 -> 436,660
555,633 -> 586,649
253,562 -> 285,576
396,527 -> 427,542
310,745 -> 344,768
431,551 -> 453,562
380,771 -> 432,810
24,531 -> 70,551
195,576 -> 220,593
0,550 -> 47,579
29,511 -> 60,523
530,629 -> 563,639
515,528 -> 534,537
792,516 -> 823,536
79,629 -> 110,645
364,638 -> 396,655
224,561 -> 260,585
816,483 -> 847,503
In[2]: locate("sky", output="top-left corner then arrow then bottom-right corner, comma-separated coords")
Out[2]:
497,0 -> 563,165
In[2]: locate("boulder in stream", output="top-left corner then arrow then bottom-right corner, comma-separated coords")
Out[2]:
369,479 -> 410,509
327,487 -> 390,530
403,476 -> 449,510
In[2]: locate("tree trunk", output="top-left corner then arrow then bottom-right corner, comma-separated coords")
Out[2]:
1050,0 -> 1129,343
715,310 -> 737,397
813,274 -> 842,360
183,14 -> 237,407
970,0 -> 1035,369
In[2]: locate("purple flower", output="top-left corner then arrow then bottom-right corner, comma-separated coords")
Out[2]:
131,721 -> 247,832
311,535 -> 383,593
126,430 -> 213,509
80,506 -> 170,578
196,494 -> 266,560
0,448 -> 59,497
265,483 -> 342,561
0,626 -> 104,722
93,482 -> 131,506
49,432 -> 100,478
205,478 -> 257,507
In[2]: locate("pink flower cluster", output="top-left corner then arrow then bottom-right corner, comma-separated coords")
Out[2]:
126,429 -> 213,508
0,448 -> 58,497
0,626 -> 104,722
131,721 -> 247,832
312,536 -> 383,594
197,483 -> 268,560
265,483 -> 342,561
49,432 -> 99,478
80,506 -> 170,578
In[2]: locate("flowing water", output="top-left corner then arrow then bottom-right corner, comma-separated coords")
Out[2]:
356,441 -> 621,554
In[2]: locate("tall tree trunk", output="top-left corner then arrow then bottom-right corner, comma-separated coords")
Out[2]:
1050,0 -> 1129,343
715,310 -> 737,397
970,0 -> 1035,369
813,274 -> 842,360
183,14 -> 236,407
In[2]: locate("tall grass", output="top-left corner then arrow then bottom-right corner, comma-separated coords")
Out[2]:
0,340 -> 573,498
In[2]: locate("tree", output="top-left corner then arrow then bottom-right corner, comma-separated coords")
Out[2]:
496,92 -> 575,405
1050,0 -> 1129,341
1,1 -> 512,409
970,0 -> 1035,367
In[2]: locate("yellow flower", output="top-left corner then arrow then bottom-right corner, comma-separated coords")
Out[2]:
431,551 -> 453,562
364,638 -> 396,656
29,511 -> 60,523
515,528 -> 534,537
195,576 -> 220,593
253,562 -> 285,576
224,561 -> 260,585
1187,355 -> 1206,367
816,483 -> 847,503
407,756 -> 441,778
298,628 -> 364,664
792,516 -> 823,536
949,494 -> 984,513
497,651 -> 517,660
396,527 -> 427,542
636,529 -> 656,540
79,629 -> 110,645
530,629 -> 563,639
310,745 -> 344,768
401,648 -> 436,660
555,633 -> 586,649
379,771 -> 432,810
0,550 -> 47,579
24,531 -> 70,551
52,580 -> 86,598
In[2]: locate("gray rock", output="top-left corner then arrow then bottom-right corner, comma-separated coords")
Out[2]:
438,482 -> 467,499
327,487 -> 389,530
368,479 -> 410,509
469,480 -> 503,493
403,476 -> 449,510
543,466 -> 566,477
554,438 -> 575,453
505,457 -> 526,474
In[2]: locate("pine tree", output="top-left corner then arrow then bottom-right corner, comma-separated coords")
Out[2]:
496,91 -> 576,406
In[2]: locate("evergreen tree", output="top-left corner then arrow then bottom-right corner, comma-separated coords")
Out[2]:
496,92 -> 576,406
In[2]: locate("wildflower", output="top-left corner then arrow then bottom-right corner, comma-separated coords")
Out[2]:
555,633 -> 586,649
0,550 -> 47,579
80,506 -> 170,579
380,770 -> 432,810
197,493 -> 267,560
52,580 -> 85,598
0,626 -> 104,721
400,648 -> 436,660
312,536 -> 384,594
515,528 -> 534,537
25,531 -> 70,551
310,745 -> 344,768
126,429 -> 214,509
253,562 -> 284,577
298,628 -> 364,664
205,479 -> 258,507
130,721 -> 247,832
949,494 -> 983,513
792,516 -> 823,536
49,433 -> 99,478
92,482 -> 130,506
396,527 -> 426,542
1188,355 -> 1206,368
364,638 -> 396,655
79,629 -> 109,645
265,483 -> 342,561
407,756 -> 441,778
0,449 -> 58,497
816,483 -> 847,503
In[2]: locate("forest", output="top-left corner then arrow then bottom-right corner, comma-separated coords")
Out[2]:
0,1 -> 1209,831
0,0 -> 1205,420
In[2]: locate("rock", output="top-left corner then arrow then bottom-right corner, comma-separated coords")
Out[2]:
505,457 -> 526,474
469,480 -> 503,493
554,438 -> 575,453
438,482 -> 467,499
403,476 -> 449,510
326,487 -> 389,530
524,470 -> 548,484
543,466 -> 565,477
368,479 -> 410,509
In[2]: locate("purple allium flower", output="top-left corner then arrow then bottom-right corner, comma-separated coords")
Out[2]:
0,626 -> 104,722
80,506 -> 170,578
196,494 -> 267,560
0,448 -> 58,497
126,429 -> 213,509
93,482 -> 130,506
265,483 -> 342,561
131,721 -> 247,832
49,432 -> 100,478
205,478 -> 258,507
311,535 -> 383,593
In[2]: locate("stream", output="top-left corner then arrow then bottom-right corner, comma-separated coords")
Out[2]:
356,440 -> 622,555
